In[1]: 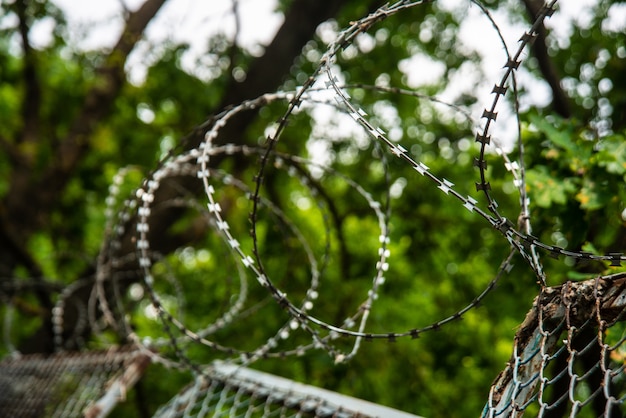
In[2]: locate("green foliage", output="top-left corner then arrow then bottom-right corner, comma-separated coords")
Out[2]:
522,113 -> 626,278
0,1 -> 625,417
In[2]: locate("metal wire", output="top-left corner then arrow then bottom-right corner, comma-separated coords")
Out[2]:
1,1 -> 625,417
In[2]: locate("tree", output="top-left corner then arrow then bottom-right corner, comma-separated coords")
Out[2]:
0,0 -> 624,417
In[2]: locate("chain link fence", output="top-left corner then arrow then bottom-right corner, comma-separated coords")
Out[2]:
1,1 -> 625,417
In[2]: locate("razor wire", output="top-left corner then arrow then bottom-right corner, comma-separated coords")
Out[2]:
94,89 -> 506,363
53,0 -> 625,382
130,0 -> 626,413
2,0 -> 626,417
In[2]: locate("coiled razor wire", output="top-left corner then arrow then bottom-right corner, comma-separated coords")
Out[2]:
4,0 -> 624,417
53,0 -> 623,376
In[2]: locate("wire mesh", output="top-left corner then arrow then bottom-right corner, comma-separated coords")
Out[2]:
484,274 -> 626,417
0,346 -> 150,418
154,361 -> 423,418
1,1 -> 625,417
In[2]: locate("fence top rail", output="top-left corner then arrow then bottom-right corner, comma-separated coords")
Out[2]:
210,361 -> 425,418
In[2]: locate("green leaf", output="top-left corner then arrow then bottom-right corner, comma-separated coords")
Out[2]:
596,134 -> 626,175
528,114 -> 582,157
576,179 -> 607,210
526,166 -> 577,208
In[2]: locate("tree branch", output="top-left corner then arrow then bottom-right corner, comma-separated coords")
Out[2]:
219,0 -> 351,110
522,0 -> 572,118
0,135 -> 20,165
14,0 -> 41,157
0,207 -> 52,318
54,0 -> 167,175
225,0 -> 241,82
3,0 -> 167,247
2,0 -> 167,323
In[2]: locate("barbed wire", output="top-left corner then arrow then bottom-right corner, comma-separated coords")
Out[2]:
39,0 -> 625,377
2,0 -> 625,416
